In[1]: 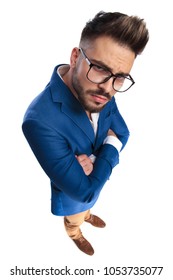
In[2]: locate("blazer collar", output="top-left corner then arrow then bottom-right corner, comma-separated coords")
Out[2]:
50,65 -> 95,144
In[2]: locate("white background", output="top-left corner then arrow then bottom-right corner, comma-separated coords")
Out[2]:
1,0 -> 173,279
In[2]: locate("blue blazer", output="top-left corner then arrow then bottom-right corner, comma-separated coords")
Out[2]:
22,65 -> 130,216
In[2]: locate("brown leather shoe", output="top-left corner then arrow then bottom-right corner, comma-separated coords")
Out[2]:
73,236 -> 94,255
85,214 -> 106,228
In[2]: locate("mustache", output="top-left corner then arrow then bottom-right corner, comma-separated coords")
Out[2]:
86,89 -> 112,100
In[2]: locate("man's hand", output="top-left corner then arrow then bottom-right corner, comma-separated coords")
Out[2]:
76,154 -> 93,175
107,129 -> 118,137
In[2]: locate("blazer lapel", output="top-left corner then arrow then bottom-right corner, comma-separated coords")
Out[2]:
61,100 -> 95,144
93,104 -> 111,151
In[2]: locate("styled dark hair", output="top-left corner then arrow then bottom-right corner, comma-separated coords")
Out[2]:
80,11 -> 149,56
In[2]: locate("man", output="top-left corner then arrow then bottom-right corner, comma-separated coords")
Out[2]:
22,11 -> 149,255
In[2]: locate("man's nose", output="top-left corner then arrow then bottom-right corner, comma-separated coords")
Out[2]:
98,78 -> 115,94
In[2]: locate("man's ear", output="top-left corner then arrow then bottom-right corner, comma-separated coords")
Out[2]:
70,47 -> 80,68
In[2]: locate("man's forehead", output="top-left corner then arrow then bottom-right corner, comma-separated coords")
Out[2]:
85,37 -> 135,74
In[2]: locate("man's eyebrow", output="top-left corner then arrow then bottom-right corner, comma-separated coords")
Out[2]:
90,58 -> 129,76
90,58 -> 113,72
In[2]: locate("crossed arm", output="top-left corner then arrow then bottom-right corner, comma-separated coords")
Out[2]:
22,113 -> 124,203
77,129 -> 117,175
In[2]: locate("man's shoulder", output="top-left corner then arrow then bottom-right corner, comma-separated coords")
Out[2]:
23,86 -> 61,122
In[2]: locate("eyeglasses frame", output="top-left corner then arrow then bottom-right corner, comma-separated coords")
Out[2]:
79,48 -> 135,92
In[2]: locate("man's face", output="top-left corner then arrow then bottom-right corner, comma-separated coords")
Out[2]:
71,36 -> 135,113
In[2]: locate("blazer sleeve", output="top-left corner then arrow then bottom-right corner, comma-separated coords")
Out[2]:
22,118 -> 119,204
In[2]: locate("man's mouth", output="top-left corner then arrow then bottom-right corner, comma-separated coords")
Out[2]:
91,94 -> 109,104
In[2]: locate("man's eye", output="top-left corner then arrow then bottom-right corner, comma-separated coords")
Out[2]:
92,65 -> 109,74
116,76 -> 125,83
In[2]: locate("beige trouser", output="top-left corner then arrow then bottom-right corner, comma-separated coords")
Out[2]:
64,210 -> 91,240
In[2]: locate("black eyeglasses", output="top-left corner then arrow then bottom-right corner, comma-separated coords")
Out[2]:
79,48 -> 135,92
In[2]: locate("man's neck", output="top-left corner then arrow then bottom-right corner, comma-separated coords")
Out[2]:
58,66 -> 92,120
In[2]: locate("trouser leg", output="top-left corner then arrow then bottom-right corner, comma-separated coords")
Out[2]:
64,210 -> 90,239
